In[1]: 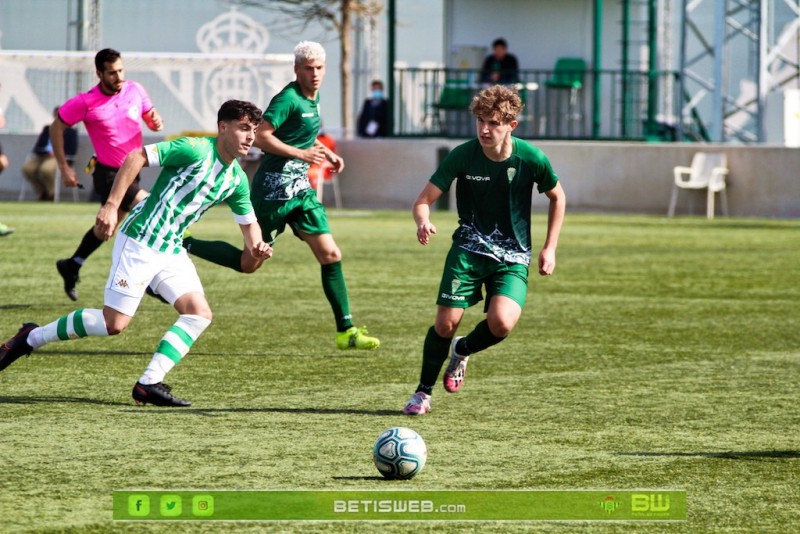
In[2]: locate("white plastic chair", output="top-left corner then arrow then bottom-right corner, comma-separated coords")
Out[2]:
668,152 -> 729,219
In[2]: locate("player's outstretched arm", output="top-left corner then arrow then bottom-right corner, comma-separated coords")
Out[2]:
240,222 -> 273,260
412,182 -> 443,246
97,148 -> 148,240
50,117 -> 79,187
538,181 -> 566,276
316,139 -> 345,173
254,120 -> 325,165
143,108 -> 163,132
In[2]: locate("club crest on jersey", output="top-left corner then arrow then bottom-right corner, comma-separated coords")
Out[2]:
128,105 -> 140,121
507,167 -> 517,182
451,279 -> 461,293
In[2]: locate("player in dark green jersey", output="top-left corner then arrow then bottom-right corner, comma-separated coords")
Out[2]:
403,85 -> 566,415
184,41 -> 379,351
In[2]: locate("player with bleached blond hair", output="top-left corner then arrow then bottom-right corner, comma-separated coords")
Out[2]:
403,85 -> 566,415
185,41 -> 380,351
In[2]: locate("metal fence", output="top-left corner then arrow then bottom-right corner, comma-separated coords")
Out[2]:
392,67 -> 684,141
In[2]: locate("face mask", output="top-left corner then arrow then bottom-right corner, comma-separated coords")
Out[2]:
371,89 -> 384,100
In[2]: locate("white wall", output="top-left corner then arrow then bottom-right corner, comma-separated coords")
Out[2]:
2,135 -> 798,219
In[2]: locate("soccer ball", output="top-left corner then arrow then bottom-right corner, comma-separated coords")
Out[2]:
372,426 -> 427,480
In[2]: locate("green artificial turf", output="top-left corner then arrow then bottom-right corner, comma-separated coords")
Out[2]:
0,201 -> 797,533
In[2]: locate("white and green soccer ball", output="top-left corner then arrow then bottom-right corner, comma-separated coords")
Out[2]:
372,426 -> 427,480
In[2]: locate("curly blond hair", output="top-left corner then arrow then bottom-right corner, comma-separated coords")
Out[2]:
469,85 -> 524,123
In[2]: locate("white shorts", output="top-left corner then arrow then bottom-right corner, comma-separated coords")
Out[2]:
104,234 -> 204,316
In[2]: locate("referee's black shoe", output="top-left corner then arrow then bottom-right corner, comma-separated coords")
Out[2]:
0,323 -> 38,372
56,258 -> 80,301
132,381 -> 192,407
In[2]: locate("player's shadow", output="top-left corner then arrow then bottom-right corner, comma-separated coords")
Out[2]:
121,406 -> 401,417
331,476 -> 390,483
617,451 -> 800,460
0,395 -> 130,407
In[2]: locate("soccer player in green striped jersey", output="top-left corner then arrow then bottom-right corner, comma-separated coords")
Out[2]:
184,41 -> 380,351
403,85 -> 566,415
0,100 -> 273,406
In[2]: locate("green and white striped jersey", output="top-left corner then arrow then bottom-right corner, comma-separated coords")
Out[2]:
121,136 -> 257,254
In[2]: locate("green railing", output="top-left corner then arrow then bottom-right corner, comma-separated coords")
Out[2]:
392,67 -> 684,141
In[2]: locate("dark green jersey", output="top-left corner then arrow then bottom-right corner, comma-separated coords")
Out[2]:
253,81 -> 320,201
430,137 -> 559,266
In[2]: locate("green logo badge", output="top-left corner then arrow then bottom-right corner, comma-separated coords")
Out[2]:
192,495 -> 215,517
507,167 -> 516,182
451,279 -> 461,293
128,495 -> 150,517
600,495 -> 620,514
160,495 -> 182,517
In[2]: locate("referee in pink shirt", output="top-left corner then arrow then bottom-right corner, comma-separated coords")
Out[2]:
51,48 -> 164,301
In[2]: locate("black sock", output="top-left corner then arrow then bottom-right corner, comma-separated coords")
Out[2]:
72,228 -> 104,264
416,326 -> 452,393
459,319 -> 505,356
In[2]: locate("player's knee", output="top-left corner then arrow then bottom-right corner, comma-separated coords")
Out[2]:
487,316 -> 514,338
105,322 -> 127,336
319,247 -> 342,264
433,320 -> 458,339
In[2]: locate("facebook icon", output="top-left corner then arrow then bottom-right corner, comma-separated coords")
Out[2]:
128,495 -> 150,516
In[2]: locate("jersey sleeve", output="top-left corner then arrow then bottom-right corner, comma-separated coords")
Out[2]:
518,141 -> 559,193
225,166 -> 257,224
263,89 -> 293,130
430,143 -> 469,192
145,137 -> 209,168
57,93 -> 88,127
131,81 -> 154,115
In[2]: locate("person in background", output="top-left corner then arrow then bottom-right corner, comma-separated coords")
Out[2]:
51,48 -> 164,301
357,79 -> 389,138
480,38 -> 520,85
22,107 -> 79,202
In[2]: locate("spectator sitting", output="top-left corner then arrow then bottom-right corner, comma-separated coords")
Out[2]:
356,80 -> 389,137
22,107 -> 79,201
480,38 -> 520,85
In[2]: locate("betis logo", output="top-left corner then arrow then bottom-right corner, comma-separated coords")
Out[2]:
451,279 -> 461,294
507,167 -> 516,183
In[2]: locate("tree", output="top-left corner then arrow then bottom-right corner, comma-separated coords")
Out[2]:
229,0 -> 383,137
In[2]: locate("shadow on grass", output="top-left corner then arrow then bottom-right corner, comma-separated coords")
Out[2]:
0,304 -> 31,310
331,476 -> 390,483
0,395 -> 130,406
118,406 -> 401,417
617,451 -> 800,460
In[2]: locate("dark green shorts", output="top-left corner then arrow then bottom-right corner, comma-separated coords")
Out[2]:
251,189 -> 331,245
436,246 -> 529,310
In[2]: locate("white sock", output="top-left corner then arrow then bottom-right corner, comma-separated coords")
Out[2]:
29,309 -> 108,349
138,314 -> 211,385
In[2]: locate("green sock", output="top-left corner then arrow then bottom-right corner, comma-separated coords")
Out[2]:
417,326 -> 452,394
321,261 -> 353,331
459,319 -> 505,355
184,236 -> 244,273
